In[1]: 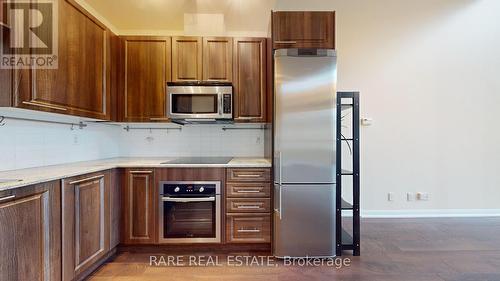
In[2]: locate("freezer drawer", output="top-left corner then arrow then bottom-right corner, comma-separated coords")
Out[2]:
273,184 -> 336,257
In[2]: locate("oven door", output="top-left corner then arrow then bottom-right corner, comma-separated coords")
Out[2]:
159,196 -> 221,243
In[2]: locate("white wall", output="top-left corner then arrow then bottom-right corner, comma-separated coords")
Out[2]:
275,0 -> 500,211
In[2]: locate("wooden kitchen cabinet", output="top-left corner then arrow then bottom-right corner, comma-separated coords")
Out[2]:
120,36 -> 171,122
110,169 -> 123,249
203,37 -> 232,82
226,213 -> 271,243
172,36 -> 203,81
233,38 -> 267,122
0,181 -> 61,281
122,169 -> 157,244
272,11 -> 335,49
225,168 -> 272,244
11,0 -> 112,120
62,171 -> 111,281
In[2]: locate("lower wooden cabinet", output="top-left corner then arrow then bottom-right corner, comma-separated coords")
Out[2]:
226,213 -> 271,243
62,172 -> 111,281
122,169 -> 157,244
0,181 -> 61,281
225,168 -> 272,244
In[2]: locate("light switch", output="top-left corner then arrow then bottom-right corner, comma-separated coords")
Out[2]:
361,118 -> 373,126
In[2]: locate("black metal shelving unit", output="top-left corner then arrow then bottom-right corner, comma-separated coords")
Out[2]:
336,92 -> 360,256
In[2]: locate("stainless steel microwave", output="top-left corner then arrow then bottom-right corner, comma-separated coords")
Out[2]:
167,82 -> 233,121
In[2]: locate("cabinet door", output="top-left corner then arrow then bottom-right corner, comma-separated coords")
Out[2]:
109,169 -> 123,249
15,0 -> 111,120
62,172 -> 110,281
272,11 -> 335,49
121,36 -> 171,122
203,37 -> 232,81
122,169 -> 156,244
233,38 -> 267,122
171,36 -> 202,81
0,181 -> 61,281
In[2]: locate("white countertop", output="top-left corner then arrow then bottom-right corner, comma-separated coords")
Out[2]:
0,157 -> 272,192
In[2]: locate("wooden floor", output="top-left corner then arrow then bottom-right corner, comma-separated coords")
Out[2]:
88,218 -> 500,281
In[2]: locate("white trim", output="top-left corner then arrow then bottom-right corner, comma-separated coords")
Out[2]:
359,209 -> 500,218
74,0 -> 120,34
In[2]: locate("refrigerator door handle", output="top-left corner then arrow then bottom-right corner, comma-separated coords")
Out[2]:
279,151 -> 283,185
279,185 -> 283,219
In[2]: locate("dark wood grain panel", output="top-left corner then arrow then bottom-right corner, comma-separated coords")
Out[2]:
172,36 -> 202,81
110,169 -> 122,249
272,11 -> 335,49
122,169 -> 157,244
121,36 -> 171,122
0,181 -> 61,281
155,168 -> 225,182
233,38 -> 267,122
203,37 -> 232,81
226,168 -> 271,182
226,182 -> 271,198
226,213 -> 271,243
62,171 -> 110,280
16,0 -> 111,119
226,198 -> 271,213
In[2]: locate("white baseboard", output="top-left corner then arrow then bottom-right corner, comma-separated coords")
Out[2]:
358,209 -> 500,218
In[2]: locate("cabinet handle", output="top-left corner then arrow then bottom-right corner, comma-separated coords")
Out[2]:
22,101 -> 67,111
149,117 -> 170,121
236,205 -> 261,209
237,174 -> 261,178
130,170 -> 153,174
237,229 -> 261,233
68,174 -> 104,185
236,190 -> 261,193
0,195 -> 15,202
274,41 -> 297,44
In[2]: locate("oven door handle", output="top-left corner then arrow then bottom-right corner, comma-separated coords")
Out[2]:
161,196 -> 216,202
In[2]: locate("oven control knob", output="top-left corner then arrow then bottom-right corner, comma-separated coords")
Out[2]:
199,187 -> 205,193
174,187 -> 180,192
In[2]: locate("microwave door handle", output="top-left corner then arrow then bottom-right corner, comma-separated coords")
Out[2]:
218,94 -> 223,116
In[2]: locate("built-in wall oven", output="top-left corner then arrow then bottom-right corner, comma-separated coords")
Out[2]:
159,181 -> 221,243
167,82 -> 233,123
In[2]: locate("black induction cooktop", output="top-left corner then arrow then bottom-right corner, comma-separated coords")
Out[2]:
164,157 -> 233,165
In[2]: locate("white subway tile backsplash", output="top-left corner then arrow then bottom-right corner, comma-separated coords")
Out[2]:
0,120 -> 266,172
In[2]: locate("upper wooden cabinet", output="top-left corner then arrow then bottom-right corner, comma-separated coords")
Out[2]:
62,171 -> 111,281
233,38 -> 267,122
0,181 -> 61,281
203,37 -> 233,82
120,36 -> 171,122
11,0 -> 112,120
171,36 -> 202,81
272,11 -> 335,49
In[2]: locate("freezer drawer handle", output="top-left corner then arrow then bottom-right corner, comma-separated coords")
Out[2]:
237,228 -> 261,233
162,197 -> 215,203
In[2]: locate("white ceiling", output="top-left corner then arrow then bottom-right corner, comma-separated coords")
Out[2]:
81,0 -> 276,36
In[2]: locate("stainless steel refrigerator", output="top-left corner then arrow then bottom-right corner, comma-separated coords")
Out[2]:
273,49 -> 337,258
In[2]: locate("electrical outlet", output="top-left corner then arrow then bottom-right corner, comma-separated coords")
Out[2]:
256,136 -> 261,144
406,192 -> 415,201
73,135 -> 79,145
417,192 -> 429,201
387,192 -> 394,201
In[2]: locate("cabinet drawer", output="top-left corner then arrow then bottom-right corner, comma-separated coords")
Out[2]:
226,198 -> 270,213
226,214 -> 271,243
226,182 -> 270,198
226,168 -> 271,182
